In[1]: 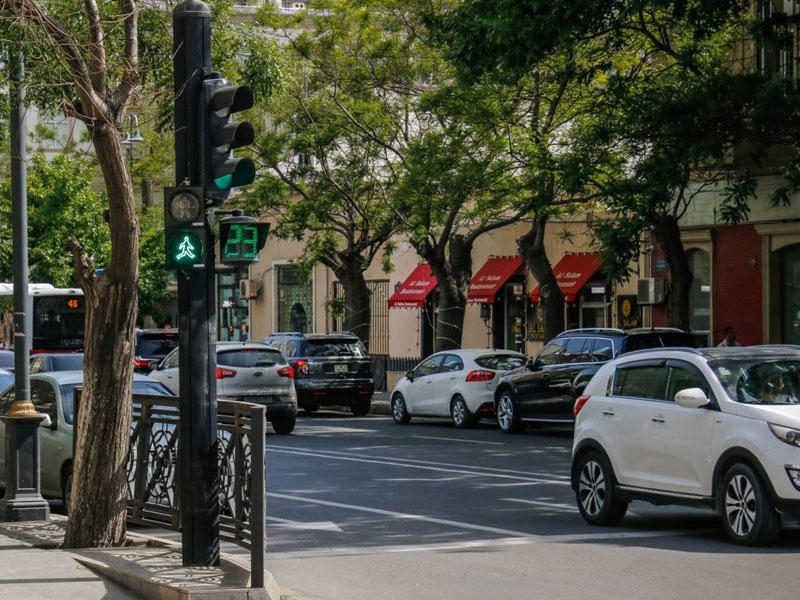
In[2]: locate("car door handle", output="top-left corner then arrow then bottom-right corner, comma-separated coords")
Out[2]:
602,408 -> 615,416
651,415 -> 665,423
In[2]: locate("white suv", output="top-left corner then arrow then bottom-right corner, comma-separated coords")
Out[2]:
571,345 -> 800,545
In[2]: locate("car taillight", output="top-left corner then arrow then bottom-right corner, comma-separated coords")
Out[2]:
133,357 -> 151,369
465,369 -> 495,382
216,367 -> 236,379
574,394 -> 590,416
293,359 -> 309,376
278,366 -> 294,379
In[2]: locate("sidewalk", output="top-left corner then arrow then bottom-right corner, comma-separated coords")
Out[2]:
0,515 -> 281,600
0,396 -> 391,600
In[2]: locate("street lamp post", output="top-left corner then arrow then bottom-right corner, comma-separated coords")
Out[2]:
122,114 -> 150,207
1,50 -> 50,523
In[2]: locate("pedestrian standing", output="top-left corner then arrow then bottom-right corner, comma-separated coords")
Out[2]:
718,326 -> 742,347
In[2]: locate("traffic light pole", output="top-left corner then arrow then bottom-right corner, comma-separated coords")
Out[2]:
173,0 -> 219,567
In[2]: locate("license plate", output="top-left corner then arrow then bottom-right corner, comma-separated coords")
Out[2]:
334,364 -> 348,374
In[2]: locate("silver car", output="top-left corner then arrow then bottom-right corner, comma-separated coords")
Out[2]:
0,371 -> 174,512
149,341 -> 298,434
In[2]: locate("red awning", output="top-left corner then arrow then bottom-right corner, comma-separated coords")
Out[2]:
467,256 -> 524,303
530,252 -> 602,303
388,263 -> 438,308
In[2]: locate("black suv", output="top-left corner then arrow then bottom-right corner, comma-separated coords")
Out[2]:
494,327 -> 697,433
135,328 -> 179,373
264,332 -> 374,415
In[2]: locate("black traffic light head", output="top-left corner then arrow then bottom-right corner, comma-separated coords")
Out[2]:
164,186 -> 206,271
202,76 -> 256,204
219,215 -> 269,266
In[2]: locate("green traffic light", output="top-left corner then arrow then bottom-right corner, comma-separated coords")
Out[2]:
167,230 -> 204,270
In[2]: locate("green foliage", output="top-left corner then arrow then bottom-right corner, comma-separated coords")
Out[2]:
0,152 -> 109,286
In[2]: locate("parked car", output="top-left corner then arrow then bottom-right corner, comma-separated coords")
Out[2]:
493,327 -> 697,433
390,349 -> 526,427
0,368 -> 12,390
30,352 -> 84,373
134,328 -> 179,373
571,345 -> 800,546
264,331 -> 374,416
0,371 -> 174,512
149,341 -> 298,434
0,349 -> 14,369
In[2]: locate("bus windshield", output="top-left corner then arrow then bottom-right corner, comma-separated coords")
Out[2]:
0,284 -> 85,352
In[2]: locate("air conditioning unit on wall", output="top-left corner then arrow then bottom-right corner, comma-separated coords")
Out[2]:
240,280 -> 258,300
637,278 -> 665,305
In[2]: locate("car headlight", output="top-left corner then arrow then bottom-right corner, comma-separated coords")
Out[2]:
769,423 -> 800,448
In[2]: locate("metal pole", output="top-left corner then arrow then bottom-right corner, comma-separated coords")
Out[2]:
173,0 -> 219,566
0,50 -> 49,522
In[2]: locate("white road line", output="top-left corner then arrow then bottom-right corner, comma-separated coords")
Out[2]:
267,529 -> 706,560
268,446 -> 570,485
411,435 -> 504,445
502,497 -> 577,512
266,516 -> 343,532
269,492 -> 542,539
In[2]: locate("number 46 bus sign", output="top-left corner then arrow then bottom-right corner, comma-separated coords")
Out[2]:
219,215 -> 269,266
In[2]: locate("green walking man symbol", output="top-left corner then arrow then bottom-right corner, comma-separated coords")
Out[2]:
177,234 -> 198,261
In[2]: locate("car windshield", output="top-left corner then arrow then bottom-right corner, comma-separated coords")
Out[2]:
133,379 -> 175,396
0,371 -> 12,390
304,339 -> 367,357
712,359 -> 800,405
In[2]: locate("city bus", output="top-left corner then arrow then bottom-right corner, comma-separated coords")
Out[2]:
0,283 -> 85,353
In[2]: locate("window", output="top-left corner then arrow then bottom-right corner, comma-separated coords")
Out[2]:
441,354 -> 464,373
588,338 -> 613,362
563,337 -> 590,363
31,380 -> 58,423
535,340 -> 566,367
665,364 -> 709,402
416,355 -> 443,377
612,365 -> 665,400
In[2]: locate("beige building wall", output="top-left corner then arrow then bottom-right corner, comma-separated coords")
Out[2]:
246,210 -> 643,360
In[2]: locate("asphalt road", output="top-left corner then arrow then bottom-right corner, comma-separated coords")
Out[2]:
260,411 -> 800,600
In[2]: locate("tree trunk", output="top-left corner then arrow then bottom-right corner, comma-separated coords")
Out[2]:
334,254 -> 371,347
416,234 -> 472,352
653,215 -> 692,331
518,215 -> 564,342
63,123 -> 139,548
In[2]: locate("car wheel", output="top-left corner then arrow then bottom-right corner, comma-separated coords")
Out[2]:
272,415 -> 296,435
574,450 -> 628,526
719,463 -> 780,546
391,393 -> 411,424
450,395 -> 475,428
63,468 -> 73,515
351,397 -> 371,416
496,391 -> 521,433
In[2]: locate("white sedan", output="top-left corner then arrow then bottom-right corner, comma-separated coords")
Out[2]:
390,348 -> 526,427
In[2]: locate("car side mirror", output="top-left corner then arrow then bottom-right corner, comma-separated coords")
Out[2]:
674,387 -> 711,409
38,413 -> 53,428
526,358 -> 538,370
406,369 -> 415,382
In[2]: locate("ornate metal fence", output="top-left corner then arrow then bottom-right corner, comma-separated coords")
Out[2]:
125,394 -> 265,588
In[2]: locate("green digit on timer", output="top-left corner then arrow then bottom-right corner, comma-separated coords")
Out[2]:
242,224 -> 258,258
224,224 -> 244,257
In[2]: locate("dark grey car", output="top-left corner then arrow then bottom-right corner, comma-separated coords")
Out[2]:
494,327 -> 697,432
264,332 -> 374,416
